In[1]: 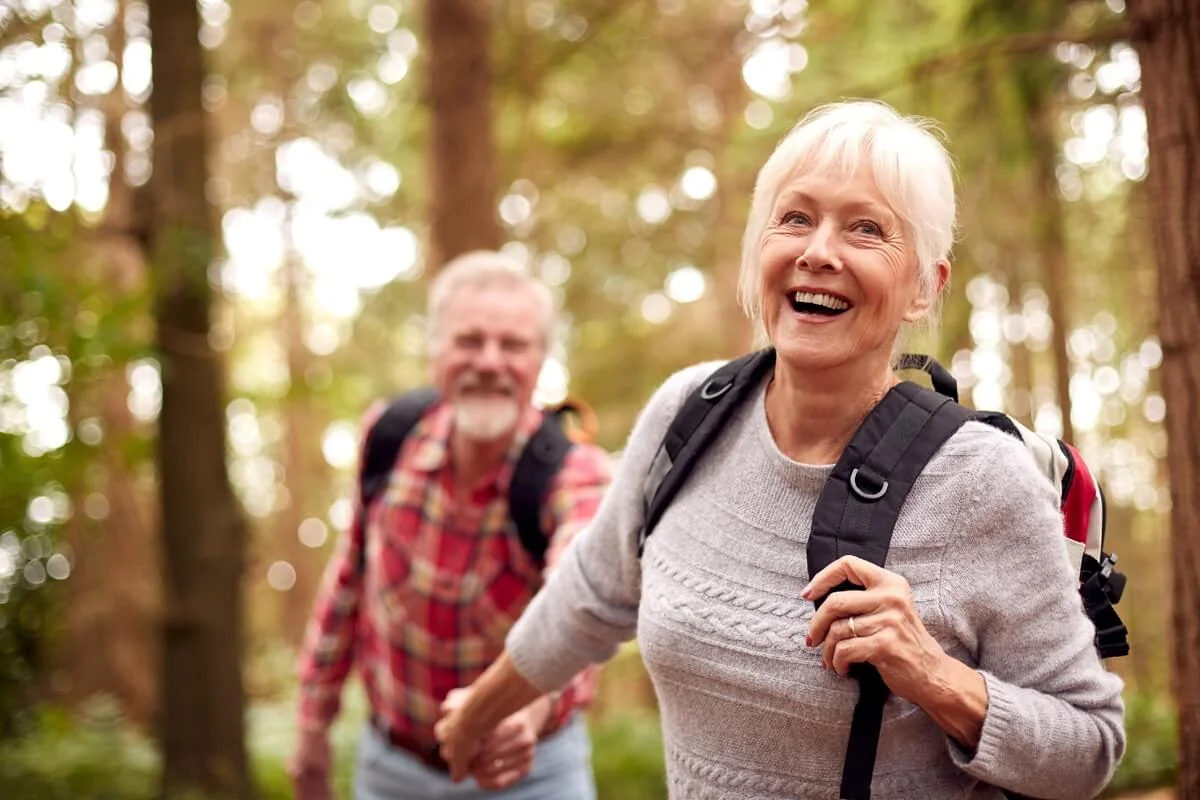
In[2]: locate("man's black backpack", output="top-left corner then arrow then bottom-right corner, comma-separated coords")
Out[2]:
637,349 -> 1130,800
354,390 -> 588,571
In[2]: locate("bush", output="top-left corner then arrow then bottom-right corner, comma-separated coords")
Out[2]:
0,696 -> 157,800
1102,690 -> 1177,796
589,708 -> 667,800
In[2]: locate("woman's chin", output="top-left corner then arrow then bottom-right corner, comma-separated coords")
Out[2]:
771,336 -> 850,370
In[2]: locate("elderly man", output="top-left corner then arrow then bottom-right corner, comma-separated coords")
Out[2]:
290,250 -> 610,800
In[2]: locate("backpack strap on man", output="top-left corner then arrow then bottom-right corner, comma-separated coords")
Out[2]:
360,390 -> 441,510
807,381 -> 972,800
355,389 -> 441,573
509,412 -> 575,565
638,349 -> 777,556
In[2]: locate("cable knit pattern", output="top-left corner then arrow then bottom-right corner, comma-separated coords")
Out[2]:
507,362 -> 1126,799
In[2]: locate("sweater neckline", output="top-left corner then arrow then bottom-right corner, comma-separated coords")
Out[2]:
750,377 -> 836,491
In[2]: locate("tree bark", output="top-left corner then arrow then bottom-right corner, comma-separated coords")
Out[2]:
51,0 -> 162,730
704,13 -> 755,357
425,0 -> 501,270
147,0 -> 253,795
276,235 -> 322,644
1126,0 -> 1200,795
1029,100 -> 1076,443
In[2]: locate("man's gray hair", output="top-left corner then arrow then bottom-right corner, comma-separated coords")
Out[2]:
426,250 -> 556,354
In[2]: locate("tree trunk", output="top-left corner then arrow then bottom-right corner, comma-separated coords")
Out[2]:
704,13 -> 755,357
51,0 -> 162,730
1029,101 -> 1076,443
1126,0 -> 1200,795
276,237 -> 322,644
425,0 -> 501,270
1002,259 -> 1036,427
147,0 -> 253,795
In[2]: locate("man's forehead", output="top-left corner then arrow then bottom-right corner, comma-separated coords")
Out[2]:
445,282 -> 537,306
441,284 -> 541,331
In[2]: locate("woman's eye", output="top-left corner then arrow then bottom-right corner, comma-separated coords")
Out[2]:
782,211 -> 811,226
853,220 -> 882,236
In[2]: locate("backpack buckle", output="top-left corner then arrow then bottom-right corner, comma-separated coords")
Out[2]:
700,379 -> 733,400
849,467 -> 888,501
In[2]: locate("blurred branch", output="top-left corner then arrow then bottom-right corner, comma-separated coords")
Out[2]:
840,20 -> 1139,99
517,2 -> 637,97
0,13 -> 42,48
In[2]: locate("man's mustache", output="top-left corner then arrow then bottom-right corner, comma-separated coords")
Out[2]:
454,371 -> 516,395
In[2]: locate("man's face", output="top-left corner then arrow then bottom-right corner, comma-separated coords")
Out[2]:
429,283 -> 546,442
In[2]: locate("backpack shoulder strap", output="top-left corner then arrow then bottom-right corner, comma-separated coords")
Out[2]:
508,411 -> 574,565
895,352 -> 960,402
808,381 -> 972,800
808,381 -> 972,572
637,349 -> 777,556
356,389 -> 440,572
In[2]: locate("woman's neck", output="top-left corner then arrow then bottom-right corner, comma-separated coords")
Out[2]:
765,355 -> 898,464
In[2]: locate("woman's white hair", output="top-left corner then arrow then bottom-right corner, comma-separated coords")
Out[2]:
426,250 -> 556,354
737,99 -> 958,339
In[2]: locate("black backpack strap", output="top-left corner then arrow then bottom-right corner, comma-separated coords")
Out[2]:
895,353 -> 959,402
808,381 -> 972,800
638,349 -> 777,556
508,411 -> 574,565
355,389 -> 440,573
1080,552 -> 1130,658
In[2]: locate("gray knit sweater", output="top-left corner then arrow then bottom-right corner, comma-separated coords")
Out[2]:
507,363 -> 1126,799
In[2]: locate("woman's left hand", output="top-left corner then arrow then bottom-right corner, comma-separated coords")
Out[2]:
803,555 -> 951,705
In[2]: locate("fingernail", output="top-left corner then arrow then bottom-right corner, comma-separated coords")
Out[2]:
800,582 -> 813,598
805,635 -> 813,647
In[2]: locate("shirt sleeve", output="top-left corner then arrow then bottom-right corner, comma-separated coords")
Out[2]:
941,432 -> 1127,798
506,363 -> 720,693
536,442 -> 614,732
295,401 -> 386,732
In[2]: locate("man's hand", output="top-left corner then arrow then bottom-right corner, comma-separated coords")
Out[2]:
289,728 -> 333,800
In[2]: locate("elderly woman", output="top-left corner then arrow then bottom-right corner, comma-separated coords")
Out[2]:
435,100 -> 1125,799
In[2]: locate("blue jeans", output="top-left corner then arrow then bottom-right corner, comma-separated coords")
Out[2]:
353,717 -> 596,800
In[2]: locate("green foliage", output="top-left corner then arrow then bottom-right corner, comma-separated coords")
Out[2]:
0,210 -> 152,733
0,690 -> 673,800
590,708 -> 668,800
1103,690 -> 1178,796
0,697 -> 157,800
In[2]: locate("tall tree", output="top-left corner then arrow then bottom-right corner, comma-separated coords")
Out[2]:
147,0 -> 253,795
1126,0 -> 1200,793
426,0 -> 501,270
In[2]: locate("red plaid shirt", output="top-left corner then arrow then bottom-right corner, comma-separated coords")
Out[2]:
297,400 -> 611,759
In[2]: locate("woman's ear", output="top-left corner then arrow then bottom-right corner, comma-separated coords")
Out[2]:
904,259 -> 950,322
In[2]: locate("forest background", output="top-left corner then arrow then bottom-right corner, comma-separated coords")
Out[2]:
2,0 -> 1200,797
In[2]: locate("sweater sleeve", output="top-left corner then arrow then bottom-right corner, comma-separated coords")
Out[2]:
941,429 -> 1126,799
505,362 -> 720,693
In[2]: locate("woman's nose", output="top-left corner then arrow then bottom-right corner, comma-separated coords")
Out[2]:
796,227 -> 840,272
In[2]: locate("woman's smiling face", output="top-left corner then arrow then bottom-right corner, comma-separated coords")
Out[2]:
758,164 -> 941,372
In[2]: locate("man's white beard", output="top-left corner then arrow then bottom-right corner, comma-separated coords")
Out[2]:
452,396 -> 520,441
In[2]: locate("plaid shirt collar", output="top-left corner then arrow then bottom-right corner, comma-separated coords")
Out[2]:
409,401 -> 545,486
